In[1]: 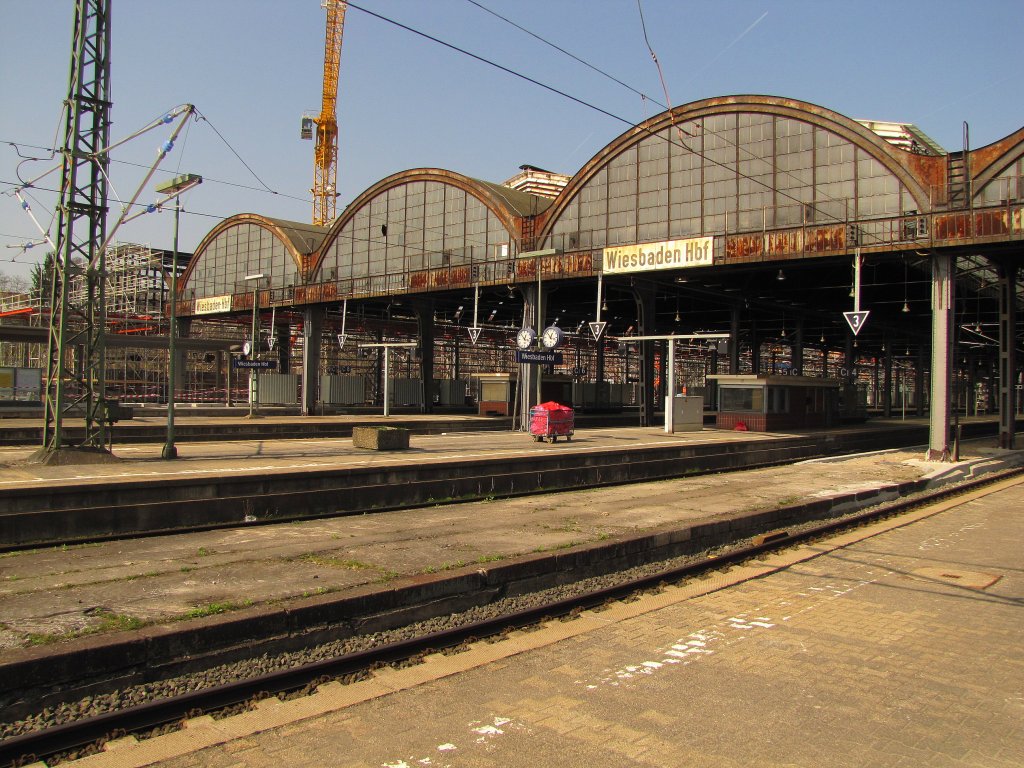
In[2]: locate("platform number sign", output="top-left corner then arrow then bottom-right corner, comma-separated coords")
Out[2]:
843,310 -> 870,336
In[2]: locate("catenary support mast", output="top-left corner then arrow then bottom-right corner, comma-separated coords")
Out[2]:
38,0 -> 113,458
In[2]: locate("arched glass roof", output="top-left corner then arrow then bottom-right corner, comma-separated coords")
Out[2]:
181,214 -> 328,301
311,169 -> 548,297
538,96 -> 934,255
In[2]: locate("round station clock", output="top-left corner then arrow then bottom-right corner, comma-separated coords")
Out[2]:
516,327 -> 537,349
541,325 -> 564,349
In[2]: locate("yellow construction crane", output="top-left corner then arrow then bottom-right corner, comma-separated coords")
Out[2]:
302,0 -> 347,227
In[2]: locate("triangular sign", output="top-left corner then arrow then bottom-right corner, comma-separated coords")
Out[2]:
843,310 -> 870,336
468,326 -> 482,345
336,333 -> 347,349
589,321 -> 607,341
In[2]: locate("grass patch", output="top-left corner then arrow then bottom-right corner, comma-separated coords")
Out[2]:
95,611 -> 145,632
299,554 -> 374,570
422,560 -> 468,574
24,610 -> 146,646
474,554 -> 506,564
532,541 -> 583,554
184,600 -> 251,620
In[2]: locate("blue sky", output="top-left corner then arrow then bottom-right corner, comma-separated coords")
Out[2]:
1,0 -> 1021,281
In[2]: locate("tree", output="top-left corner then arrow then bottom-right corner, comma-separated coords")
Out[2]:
0,270 -> 31,295
29,252 -> 56,306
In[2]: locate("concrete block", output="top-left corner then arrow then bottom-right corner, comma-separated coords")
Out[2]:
352,426 -> 410,450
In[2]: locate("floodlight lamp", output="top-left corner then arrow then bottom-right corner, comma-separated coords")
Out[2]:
155,173 -> 203,196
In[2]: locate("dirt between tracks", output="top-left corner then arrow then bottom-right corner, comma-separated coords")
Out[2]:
0,442 -> 1014,657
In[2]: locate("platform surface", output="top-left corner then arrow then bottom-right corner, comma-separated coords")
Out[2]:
52,468 -> 1024,767
0,425 -> 1018,656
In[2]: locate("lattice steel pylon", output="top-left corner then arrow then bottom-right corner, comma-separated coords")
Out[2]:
311,0 -> 347,227
37,0 -> 113,459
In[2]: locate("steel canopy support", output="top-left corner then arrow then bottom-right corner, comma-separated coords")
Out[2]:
630,285 -> 656,427
927,253 -> 955,461
413,298 -> 435,414
996,259 -> 1017,449
729,305 -> 741,374
301,306 -> 324,415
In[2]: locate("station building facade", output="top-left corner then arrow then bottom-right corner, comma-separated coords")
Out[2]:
174,96 -> 1024,455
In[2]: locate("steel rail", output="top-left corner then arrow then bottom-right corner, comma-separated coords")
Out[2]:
1,465 -> 1020,768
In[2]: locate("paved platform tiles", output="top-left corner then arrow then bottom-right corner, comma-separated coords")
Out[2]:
0,437 -> 1016,652
0,415 -> 995,488
61,472 -> 1024,767
0,423 -> 770,490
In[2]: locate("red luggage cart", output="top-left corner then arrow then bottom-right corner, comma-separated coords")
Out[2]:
530,401 -> 574,443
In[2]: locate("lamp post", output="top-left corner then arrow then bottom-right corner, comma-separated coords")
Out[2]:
244,273 -> 267,418
155,173 -> 202,460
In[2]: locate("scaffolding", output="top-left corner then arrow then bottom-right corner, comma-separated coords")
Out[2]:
69,242 -> 169,332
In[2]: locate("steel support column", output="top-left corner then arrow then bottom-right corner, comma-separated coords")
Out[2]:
729,304 -> 741,374
927,253 -> 955,461
413,298 -> 435,414
750,322 -> 761,375
172,316 -> 190,397
301,306 -> 323,415
519,284 -> 538,429
631,285 -> 656,427
883,348 -> 893,418
996,260 -> 1017,448
916,346 -> 927,417
275,325 -> 290,373
792,318 -> 804,376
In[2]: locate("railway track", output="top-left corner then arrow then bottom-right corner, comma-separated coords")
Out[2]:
1,465 -> 1020,768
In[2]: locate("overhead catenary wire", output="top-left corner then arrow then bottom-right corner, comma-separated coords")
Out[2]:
343,1 -> 887,245
463,0 -> 665,110
0,177 -> 502,269
460,0 -> 819,223
1,139 -> 311,205
2,3 -> 917,275
193,108 -> 277,196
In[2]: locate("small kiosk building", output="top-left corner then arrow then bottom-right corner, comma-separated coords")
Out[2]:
709,375 -> 841,431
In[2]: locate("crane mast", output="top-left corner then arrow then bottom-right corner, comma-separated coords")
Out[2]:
311,0 -> 346,227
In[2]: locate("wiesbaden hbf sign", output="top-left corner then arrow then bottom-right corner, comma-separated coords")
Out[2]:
603,236 -> 713,274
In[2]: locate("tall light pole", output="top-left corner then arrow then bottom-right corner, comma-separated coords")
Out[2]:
155,173 -> 202,460
244,273 -> 267,418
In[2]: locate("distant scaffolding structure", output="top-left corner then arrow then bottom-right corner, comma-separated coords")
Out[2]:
69,242 -> 170,334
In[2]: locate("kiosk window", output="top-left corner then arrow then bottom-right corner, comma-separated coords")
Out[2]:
720,386 -> 763,412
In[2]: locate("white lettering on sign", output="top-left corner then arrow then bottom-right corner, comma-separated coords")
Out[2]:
603,237 -> 713,274
193,295 -> 232,315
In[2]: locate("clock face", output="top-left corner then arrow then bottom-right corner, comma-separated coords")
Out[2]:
242,341 -> 252,356
541,325 -> 564,349
516,327 -> 537,349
